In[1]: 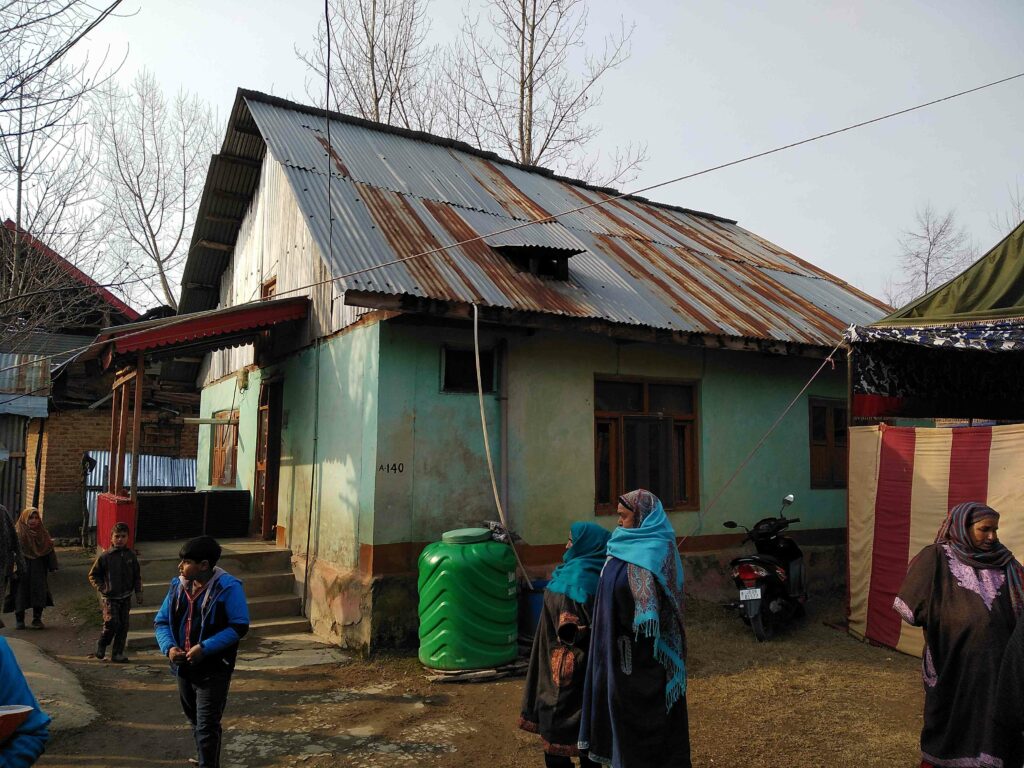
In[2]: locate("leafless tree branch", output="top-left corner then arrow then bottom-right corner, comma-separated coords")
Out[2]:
92,69 -> 218,310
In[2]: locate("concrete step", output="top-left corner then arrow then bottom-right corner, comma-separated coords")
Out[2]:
129,594 -> 303,631
126,616 -> 312,650
142,572 -> 297,599
136,549 -> 294,581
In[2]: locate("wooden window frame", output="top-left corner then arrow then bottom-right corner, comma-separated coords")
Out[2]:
209,409 -> 240,487
440,346 -> 496,394
594,377 -> 699,514
808,397 -> 847,489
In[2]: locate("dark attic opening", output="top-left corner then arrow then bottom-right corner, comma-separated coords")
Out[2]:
496,245 -> 581,280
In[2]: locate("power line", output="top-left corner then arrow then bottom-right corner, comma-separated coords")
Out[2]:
268,70 -> 1024,300
0,69 -> 1021,379
0,273 -> 153,307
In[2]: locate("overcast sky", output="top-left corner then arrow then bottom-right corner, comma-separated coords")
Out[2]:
81,0 -> 1024,302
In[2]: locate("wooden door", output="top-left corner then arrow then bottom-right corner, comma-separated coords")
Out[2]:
252,382 -> 282,539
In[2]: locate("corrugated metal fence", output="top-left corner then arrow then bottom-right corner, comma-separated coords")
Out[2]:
0,415 -> 26,513
84,450 -> 197,527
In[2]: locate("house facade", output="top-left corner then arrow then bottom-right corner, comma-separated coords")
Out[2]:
184,90 -> 889,650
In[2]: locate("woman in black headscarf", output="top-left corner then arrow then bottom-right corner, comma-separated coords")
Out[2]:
894,501 -> 1024,768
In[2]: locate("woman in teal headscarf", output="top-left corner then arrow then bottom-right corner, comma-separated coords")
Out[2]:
578,489 -> 691,768
520,521 -> 610,767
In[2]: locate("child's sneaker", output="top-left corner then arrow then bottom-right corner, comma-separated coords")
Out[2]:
15,621 -> 26,630
110,654 -> 129,664
30,618 -> 43,629
92,643 -> 106,660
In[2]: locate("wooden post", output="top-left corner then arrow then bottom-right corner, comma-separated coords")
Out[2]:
114,379 -> 130,495
107,386 -> 120,494
130,353 -> 144,504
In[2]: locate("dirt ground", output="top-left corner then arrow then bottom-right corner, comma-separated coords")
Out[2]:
7,548 -> 924,767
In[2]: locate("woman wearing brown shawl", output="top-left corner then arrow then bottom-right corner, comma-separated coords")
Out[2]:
0,505 -> 24,630
10,508 -> 56,629
894,501 -> 1024,768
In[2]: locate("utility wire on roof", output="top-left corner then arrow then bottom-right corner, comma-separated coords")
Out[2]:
1,69 -> 1022,379
266,70 -> 1024,301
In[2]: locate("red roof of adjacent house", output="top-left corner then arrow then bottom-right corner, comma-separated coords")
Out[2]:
2,219 -> 140,322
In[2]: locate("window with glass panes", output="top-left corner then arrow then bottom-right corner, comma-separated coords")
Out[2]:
808,398 -> 847,489
210,409 -> 239,487
594,379 -> 698,513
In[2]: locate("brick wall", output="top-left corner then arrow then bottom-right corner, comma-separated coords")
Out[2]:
26,409 -> 198,535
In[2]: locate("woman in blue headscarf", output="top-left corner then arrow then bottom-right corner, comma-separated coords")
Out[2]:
520,521 -> 610,767
578,489 -> 691,768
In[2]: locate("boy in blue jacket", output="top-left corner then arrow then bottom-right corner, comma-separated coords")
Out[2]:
154,536 -> 249,768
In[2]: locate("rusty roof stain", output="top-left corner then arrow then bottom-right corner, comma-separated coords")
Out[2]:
184,89 -> 890,349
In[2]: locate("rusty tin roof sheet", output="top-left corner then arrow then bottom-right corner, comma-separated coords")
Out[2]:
201,92 -> 889,348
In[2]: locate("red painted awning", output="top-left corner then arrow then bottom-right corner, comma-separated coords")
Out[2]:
86,297 -> 309,369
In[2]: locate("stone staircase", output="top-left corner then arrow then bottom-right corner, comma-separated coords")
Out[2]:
126,541 -> 309,650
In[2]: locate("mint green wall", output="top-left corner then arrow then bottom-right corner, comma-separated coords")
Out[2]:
275,324 -> 379,569
504,330 -> 847,546
198,319 -> 847,557
372,322 -> 502,544
196,368 -> 263,499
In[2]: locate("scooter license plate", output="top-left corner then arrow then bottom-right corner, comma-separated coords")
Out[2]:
739,588 -> 761,601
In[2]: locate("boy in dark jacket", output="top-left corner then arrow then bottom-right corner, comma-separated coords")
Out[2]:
87,522 -> 142,663
154,536 -> 249,768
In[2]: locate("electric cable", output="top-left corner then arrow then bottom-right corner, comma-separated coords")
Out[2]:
266,70 -> 1024,301
677,333 -> 847,551
473,303 -> 531,582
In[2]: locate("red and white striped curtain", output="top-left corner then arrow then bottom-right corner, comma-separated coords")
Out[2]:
847,424 -> 1024,656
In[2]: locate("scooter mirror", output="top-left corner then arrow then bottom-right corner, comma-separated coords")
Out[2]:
782,494 -> 795,506
722,521 -> 738,529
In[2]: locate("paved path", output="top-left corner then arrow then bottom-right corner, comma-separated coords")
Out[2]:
7,637 -> 98,731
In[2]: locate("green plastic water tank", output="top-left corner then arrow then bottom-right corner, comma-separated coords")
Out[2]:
417,527 -> 518,670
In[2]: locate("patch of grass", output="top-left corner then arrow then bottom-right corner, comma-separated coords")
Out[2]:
68,593 -> 102,629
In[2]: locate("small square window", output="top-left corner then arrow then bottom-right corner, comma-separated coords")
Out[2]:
442,348 -> 495,393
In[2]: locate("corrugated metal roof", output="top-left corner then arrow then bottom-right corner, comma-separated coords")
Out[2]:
0,353 -> 49,396
0,332 -> 92,366
182,89 -> 890,350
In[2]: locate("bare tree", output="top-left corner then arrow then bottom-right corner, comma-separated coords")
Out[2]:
444,0 -> 646,185
0,0 -> 125,346
93,70 -> 219,311
297,0 -> 441,131
990,177 -> 1024,237
887,205 -> 977,306
0,0 -> 123,136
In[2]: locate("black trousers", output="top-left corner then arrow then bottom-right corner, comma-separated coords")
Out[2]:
99,597 -> 131,655
176,669 -> 232,768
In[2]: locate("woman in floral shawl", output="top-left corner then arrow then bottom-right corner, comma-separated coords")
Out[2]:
10,508 -> 56,630
520,521 -> 610,767
578,490 -> 690,768
894,501 -> 1024,768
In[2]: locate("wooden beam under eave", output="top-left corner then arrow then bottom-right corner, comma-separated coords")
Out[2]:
204,214 -> 244,225
217,154 -> 261,169
196,239 -> 234,252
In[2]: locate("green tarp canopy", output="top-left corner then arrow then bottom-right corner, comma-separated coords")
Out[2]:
876,220 -> 1024,327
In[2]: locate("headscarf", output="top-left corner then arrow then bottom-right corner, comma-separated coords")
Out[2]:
936,501 -> 1024,615
606,489 -> 687,710
16,508 -> 53,560
547,522 -> 611,604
